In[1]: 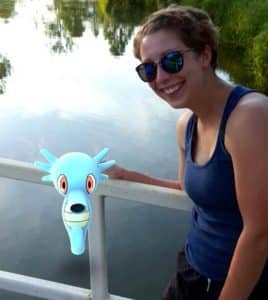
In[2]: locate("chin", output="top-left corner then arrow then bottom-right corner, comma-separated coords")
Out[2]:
170,102 -> 184,109
159,88 -> 188,108
165,95 -> 186,109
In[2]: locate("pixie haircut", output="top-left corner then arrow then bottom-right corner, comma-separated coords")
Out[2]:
133,4 -> 219,70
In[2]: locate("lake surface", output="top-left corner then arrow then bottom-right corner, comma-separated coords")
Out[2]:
0,0 -> 266,299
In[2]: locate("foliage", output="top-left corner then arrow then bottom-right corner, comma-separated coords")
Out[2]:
0,54 -> 12,94
53,0 -> 90,37
206,0 -> 268,93
2,0 -> 267,93
0,0 -> 16,20
45,0 -> 98,54
98,0 -> 157,56
251,23 -> 268,90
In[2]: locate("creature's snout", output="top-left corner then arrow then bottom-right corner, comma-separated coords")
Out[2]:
71,203 -> 85,213
63,192 -> 90,227
62,191 -> 91,255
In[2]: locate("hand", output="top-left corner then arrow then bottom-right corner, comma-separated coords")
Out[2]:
104,164 -> 126,180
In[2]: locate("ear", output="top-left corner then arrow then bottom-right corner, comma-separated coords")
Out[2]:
199,44 -> 212,69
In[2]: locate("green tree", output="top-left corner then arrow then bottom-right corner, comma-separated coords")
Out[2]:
0,54 -> 12,94
98,0 -> 146,56
251,23 -> 268,92
45,0 -> 98,53
211,0 -> 268,93
41,0 -> 267,91
0,0 -> 16,21
54,0 -> 90,37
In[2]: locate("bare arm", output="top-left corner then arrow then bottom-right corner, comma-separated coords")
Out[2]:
104,153 -> 181,189
176,110 -> 192,190
111,167 -> 181,189
219,93 -> 268,299
105,111 -> 192,190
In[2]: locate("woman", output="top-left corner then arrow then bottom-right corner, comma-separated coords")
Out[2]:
106,4 -> 268,300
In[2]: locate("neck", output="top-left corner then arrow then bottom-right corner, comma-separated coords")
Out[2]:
189,75 -> 234,127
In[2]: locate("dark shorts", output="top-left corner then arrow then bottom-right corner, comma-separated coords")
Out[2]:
161,249 -> 268,300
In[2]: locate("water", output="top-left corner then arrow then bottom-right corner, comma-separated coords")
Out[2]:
0,0 -> 266,299
0,1 -> 188,299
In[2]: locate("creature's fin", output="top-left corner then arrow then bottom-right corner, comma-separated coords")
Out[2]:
34,161 -> 51,173
40,148 -> 57,164
41,174 -> 53,182
99,160 -> 116,172
100,174 -> 109,181
94,147 -> 109,163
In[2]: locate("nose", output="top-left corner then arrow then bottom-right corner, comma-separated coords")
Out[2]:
155,64 -> 170,84
71,203 -> 85,213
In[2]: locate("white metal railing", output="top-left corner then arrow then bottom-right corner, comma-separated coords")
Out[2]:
0,157 -> 193,300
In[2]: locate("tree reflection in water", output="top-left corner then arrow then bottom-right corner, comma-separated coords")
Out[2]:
0,0 -> 16,21
0,0 -> 267,94
0,54 -> 12,95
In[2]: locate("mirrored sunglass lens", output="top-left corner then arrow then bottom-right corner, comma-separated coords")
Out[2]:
138,63 -> 156,81
162,51 -> 183,73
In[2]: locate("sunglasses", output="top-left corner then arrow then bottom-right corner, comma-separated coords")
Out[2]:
136,49 -> 192,82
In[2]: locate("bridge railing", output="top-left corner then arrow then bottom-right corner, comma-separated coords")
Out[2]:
0,157 -> 192,300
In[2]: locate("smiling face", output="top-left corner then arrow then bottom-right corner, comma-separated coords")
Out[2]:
140,29 -> 212,109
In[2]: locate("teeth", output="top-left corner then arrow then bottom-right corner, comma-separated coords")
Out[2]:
163,84 -> 180,95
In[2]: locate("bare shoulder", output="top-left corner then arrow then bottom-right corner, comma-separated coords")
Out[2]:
176,109 -> 193,149
226,92 -> 268,149
228,92 -> 268,128
234,91 -> 268,110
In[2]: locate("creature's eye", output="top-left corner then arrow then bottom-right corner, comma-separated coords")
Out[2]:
58,175 -> 68,194
86,174 -> 96,193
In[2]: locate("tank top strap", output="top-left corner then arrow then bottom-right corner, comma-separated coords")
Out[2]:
218,85 -> 255,138
185,112 -> 196,153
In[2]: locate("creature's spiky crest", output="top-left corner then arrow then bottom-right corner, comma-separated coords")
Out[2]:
94,147 -> 109,163
34,148 -> 115,183
34,149 -> 58,182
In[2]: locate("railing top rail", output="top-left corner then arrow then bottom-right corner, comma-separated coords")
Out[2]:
0,157 -> 192,211
0,156 -> 191,300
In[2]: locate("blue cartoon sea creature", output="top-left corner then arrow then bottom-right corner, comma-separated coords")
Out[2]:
34,148 -> 115,255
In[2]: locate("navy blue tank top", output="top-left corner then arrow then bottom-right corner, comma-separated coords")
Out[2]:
184,85 -> 268,282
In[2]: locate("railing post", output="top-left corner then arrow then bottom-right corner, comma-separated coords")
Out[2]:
88,195 -> 108,300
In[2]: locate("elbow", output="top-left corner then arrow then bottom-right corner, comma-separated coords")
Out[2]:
243,227 -> 268,254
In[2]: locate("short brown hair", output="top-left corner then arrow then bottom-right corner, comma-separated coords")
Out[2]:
133,4 -> 219,69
